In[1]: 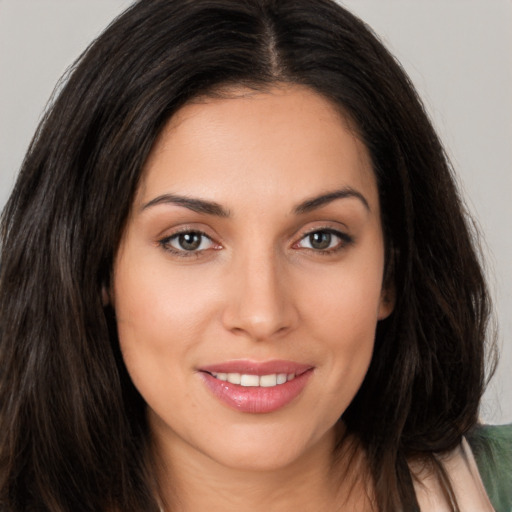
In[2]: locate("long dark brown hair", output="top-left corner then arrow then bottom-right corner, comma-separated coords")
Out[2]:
0,1 -> 494,510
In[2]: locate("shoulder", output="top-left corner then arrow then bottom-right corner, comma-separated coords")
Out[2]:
467,423 -> 512,512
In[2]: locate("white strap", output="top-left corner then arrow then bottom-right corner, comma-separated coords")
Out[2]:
412,439 -> 495,511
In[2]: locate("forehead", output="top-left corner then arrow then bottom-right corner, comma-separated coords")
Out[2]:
137,85 -> 377,212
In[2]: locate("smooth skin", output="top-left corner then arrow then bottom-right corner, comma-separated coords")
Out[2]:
112,85 -> 394,511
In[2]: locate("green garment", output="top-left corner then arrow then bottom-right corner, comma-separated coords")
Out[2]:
467,424 -> 512,512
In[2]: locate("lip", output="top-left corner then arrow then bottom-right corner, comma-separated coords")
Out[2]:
198,359 -> 314,414
199,359 -> 313,376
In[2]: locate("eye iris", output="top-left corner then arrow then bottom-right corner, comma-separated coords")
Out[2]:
309,231 -> 331,250
178,232 -> 202,251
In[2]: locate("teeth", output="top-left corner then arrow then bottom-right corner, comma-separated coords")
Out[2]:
259,374 -> 277,387
240,374 -> 260,387
227,373 -> 241,385
210,372 -> 296,387
276,373 -> 287,385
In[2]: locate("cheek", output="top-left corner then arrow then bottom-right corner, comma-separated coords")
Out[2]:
303,255 -> 385,343
114,257 -> 217,346
297,255 -> 384,408
112,252 -> 221,407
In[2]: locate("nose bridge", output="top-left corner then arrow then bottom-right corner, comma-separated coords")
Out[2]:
222,243 -> 295,340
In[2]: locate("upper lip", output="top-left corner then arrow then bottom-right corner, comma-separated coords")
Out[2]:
198,359 -> 314,376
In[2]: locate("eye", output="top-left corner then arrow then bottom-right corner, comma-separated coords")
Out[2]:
295,229 -> 352,252
160,230 -> 217,255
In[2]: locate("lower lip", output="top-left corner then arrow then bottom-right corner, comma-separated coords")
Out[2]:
199,370 -> 313,414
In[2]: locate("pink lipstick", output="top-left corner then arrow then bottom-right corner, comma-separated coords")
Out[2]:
198,360 -> 314,414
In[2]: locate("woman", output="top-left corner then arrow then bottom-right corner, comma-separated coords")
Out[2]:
0,0 -> 510,511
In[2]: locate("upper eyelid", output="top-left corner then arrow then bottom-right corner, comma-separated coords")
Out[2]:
164,227 -> 211,237
158,224 -> 219,242
161,225 -> 348,240
161,229 -> 216,246
292,223 -> 351,241
295,227 -> 351,244
299,226 -> 346,236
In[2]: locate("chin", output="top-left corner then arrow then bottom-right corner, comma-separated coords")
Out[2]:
201,421 -> 335,473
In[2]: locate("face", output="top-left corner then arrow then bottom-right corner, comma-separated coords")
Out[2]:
113,85 -> 393,472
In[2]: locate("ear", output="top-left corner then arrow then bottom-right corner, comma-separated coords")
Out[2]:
377,284 -> 395,320
378,245 -> 396,320
101,284 -> 113,307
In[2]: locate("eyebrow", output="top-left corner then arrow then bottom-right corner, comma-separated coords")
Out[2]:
294,188 -> 370,214
141,194 -> 230,217
141,187 -> 369,217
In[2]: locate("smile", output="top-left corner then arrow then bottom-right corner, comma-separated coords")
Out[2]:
208,372 -> 296,387
199,360 -> 314,414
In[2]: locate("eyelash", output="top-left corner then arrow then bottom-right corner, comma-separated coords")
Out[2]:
158,229 -> 219,258
158,227 -> 353,258
293,228 -> 354,255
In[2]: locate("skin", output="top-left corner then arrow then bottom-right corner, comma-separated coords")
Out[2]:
113,85 -> 393,511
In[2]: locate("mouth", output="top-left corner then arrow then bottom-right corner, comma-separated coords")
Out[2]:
198,360 -> 314,414
206,371 -> 298,388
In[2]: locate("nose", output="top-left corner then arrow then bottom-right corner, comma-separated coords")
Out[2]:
221,250 -> 298,341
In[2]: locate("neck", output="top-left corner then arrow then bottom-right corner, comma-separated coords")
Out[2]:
151,424 -> 373,512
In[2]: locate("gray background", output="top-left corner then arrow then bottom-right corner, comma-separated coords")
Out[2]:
1,0 -> 510,424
